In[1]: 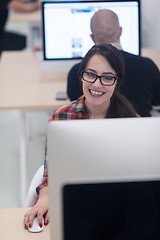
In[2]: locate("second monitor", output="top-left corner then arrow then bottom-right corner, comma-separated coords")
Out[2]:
42,0 -> 141,60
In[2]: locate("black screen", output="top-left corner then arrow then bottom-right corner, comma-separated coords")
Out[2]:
63,181 -> 160,240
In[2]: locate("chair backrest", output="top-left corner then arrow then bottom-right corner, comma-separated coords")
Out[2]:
25,165 -> 44,207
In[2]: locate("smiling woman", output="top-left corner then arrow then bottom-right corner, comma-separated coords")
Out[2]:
79,44 -> 137,118
23,43 -> 138,229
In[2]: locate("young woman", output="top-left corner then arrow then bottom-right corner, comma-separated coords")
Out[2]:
24,44 -> 138,229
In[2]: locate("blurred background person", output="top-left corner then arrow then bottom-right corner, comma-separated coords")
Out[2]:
0,0 -> 40,54
8,0 -> 39,13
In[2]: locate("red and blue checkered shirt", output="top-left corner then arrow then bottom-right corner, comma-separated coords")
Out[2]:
37,95 -> 89,193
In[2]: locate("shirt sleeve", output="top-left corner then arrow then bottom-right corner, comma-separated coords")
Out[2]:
35,104 -> 75,194
36,143 -> 48,194
35,110 -> 57,194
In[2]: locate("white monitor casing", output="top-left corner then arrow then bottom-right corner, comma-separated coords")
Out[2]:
48,117 -> 160,240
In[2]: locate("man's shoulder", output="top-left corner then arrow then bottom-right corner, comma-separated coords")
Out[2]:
68,62 -> 81,79
121,50 -> 158,68
70,62 -> 81,71
121,50 -> 146,61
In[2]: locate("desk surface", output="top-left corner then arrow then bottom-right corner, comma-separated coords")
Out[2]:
0,208 -> 49,240
0,51 -> 69,110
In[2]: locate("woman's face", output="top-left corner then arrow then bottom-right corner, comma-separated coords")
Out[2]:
82,54 -> 117,109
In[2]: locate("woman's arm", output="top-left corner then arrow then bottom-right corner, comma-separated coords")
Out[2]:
24,157 -> 49,228
23,186 -> 49,228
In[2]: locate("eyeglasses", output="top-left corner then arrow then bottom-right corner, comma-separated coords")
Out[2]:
81,71 -> 118,86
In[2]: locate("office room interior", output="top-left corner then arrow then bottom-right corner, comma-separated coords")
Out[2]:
0,0 -> 160,209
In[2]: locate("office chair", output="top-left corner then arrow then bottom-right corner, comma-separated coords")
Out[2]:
25,165 -> 44,207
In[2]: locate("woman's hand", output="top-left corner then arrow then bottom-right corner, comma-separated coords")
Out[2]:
24,187 -> 49,229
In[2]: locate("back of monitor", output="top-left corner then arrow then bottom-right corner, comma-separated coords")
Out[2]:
47,117 -> 160,240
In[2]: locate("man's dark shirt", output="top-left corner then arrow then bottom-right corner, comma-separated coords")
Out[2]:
67,51 -> 160,117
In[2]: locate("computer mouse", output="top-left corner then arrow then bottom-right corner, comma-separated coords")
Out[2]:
28,216 -> 44,233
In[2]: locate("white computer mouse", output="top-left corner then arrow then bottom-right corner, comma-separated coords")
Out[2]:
28,216 -> 44,233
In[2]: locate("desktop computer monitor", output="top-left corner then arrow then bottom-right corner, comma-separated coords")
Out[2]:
47,117 -> 160,240
42,0 -> 141,61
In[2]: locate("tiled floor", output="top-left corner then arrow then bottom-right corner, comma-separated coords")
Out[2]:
0,110 -> 50,208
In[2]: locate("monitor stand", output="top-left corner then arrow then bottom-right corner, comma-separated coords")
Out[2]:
34,50 -> 81,72
43,60 -> 81,72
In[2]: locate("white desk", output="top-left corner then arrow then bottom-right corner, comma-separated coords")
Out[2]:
0,208 -> 50,240
0,51 -> 69,206
0,51 -> 69,110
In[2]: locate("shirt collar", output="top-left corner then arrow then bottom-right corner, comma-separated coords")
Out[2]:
73,95 -> 88,113
110,42 -> 123,50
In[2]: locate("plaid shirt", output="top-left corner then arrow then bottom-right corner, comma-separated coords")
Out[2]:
36,95 -> 89,193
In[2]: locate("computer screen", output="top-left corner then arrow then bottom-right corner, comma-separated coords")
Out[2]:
47,117 -> 160,240
63,181 -> 160,240
42,0 -> 141,60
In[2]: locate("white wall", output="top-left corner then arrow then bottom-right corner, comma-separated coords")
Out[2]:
141,0 -> 160,47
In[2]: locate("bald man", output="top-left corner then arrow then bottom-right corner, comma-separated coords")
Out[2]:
67,9 -> 160,117
90,9 -> 122,44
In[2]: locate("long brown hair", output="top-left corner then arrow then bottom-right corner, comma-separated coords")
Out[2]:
79,44 -> 137,118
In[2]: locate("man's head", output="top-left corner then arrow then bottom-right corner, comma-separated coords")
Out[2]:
90,9 -> 122,45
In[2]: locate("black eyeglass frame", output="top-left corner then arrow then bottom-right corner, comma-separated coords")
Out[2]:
81,71 -> 118,86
